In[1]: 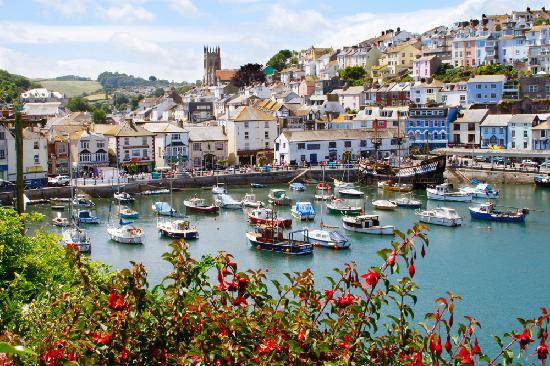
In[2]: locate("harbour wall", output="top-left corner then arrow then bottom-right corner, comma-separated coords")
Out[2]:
445,168 -> 539,185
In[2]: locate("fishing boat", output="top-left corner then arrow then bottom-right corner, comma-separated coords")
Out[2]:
291,202 -> 316,221
426,183 -> 473,202
315,166 -> 333,200
157,219 -> 199,239
247,208 -> 292,228
372,200 -> 398,210
139,189 -> 170,195
469,202 -> 527,223
75,210 -> 100,224
250,183 -> 266,188
60,227 -> 91,253
326,198 -> 362,215
315,192 -> 333,201
316,182 -> 331,191
114,191 -> 135,203
268,189 -> 292,206
289,182 -> 306,191
382,181 -> 414,193
342,215 -> 395,235
246,226 -> 313,255
534,175 -> 550,187
212,183 -> 226,195
338,188 -> 365,198
459,183 -> 499,199
152,201 -> 181,217
52,214 -> 70,227
307,230 -> 351,249
241,193 -> 265,208
415,207 -> 463,227
215,194 -> 242,209
183,197 -> 219,213
107,223 -> 144,244
333,178 -> 355,189
394,196 -> 422,208
118,206 -> 139,219
73,194 -> 95,207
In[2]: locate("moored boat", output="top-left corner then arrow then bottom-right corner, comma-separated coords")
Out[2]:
114,191 -> 135,203
394,196 -> 422,208
326,198 -> 362,215
215,194 -> 242,209
316,182 -> 331,191
157,219 -> 199,239
382,182 -> 414,192
73,195 -> 95,207
139,189 -> 170,195
372,199 -> 398,210
268,189 -> 292,206
107,224 -> 144,244
183,197 -> 219,213
152,201 -> 181,217
459,183 -> 499,199
534,175 -> 550,188
247,208 -> 292,228
212,183 -> 226,195
307,229 -> 351,249
241,193 -> 265,208
342,215 -> 395,235
60,227 -> 91,253
333,178 -> 355,189
118,206 -> 139,219
246,226 -> 313,255
289,182 -> 306,191
52,215 -> 70,227
250,183 -> 266,188
427,183 -> 473,202
75,210 -> 100,224
291,202 -> 316,221
338,188 -> 365,198
415,207 -> 462,227
469,202 -> 527,223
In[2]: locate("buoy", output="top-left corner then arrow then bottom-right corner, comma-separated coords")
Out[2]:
334,246 -> 339,251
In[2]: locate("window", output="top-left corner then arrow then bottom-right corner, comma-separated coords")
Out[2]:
244,122 -> 249,128
512,141 -> 516,148
143,149 -> 148,158
298,143 -> 306,150
97,141 -> 105,149
307,144 -> 321,150
512,130 -> 516,138
124,150 -> 130,160
454,124 -> 461,131
265,142 -> 269,148
360,140 -> 367,147
524,141 -> 528,149
491,84 -> 496,89
0,150 -> 4,159
490,93 -> 496,98
244,143 -> 250,150
0,132 -> 5,140
244,131 -> 249,140
193,143 -> 201,151
328,142 -> 336,148
264,121 -> 269,128
80,141 -> 89,149
33,141 -> 39,149
528,85 -> 538,93
142,137 -> 147,145
545,85 -> 550,93
477,94 -> 482,98
264,131 -> 269,139
172,134 -> 180,140
344,141 -> 351,148
132,149 -> 140,157
460,95 -> 466,102
215,142 -> 224,150
476,84 -> 482,89
34,154 -> 39,164
124,137 -> 129,145
524,130 -> 528,138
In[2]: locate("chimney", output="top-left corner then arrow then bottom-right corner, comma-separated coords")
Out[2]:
397,27 -> 401,33
526,7 -> 531,13
542,7 -> 546,13
381,31 -> 385,36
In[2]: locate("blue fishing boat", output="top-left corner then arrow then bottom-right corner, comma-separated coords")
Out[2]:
246,226 -> 313,255
75,210 -> 100,224
289,182 -> 306,191
291,201 -> 316,221
534,175 -> 550,188
469,202 -> 528,223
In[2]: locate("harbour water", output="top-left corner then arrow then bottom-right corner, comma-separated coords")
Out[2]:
28,183 -> 550,355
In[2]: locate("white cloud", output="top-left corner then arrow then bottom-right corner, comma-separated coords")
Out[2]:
166,0 -> 198,14
98,4 -> 155,23
266,5 -> 329,34
34,0 -> 89,16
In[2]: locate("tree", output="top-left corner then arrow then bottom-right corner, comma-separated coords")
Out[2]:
231,63 -> 266,88
153,88 -> 164,98
149,75 -> 157,82
0,69 -> 41,103
338,66 -> 367,86
66,96 -> 91,112
266,49 -> 293,71
92,108 -> 107,124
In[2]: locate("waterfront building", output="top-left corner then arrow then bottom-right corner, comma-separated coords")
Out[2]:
0,126 -> 9,181
406,106 -> 459,149
532,118 -> 550,150
480,115 -> 509,149
440,82 -> 468,107
143,123 -> 189,170
5,128 -> 48,184
353,106 -> 408,129
449,109 -> 489,148
507,114 -> 538,150
466,75 -> 507,105
187,126 -> 227,169
72,129 -> 109,175
335,86 -> 366,111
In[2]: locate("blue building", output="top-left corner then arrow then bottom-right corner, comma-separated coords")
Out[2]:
479,115 -> 509,149
406,106 -> 459,150
466,74 -> 506,104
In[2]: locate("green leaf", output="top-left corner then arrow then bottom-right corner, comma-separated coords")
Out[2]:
0,342 -> 36,357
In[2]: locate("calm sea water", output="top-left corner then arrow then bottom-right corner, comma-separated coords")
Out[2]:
28,183 -> 550,356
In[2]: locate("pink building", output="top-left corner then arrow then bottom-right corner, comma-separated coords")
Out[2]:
298,80 -> 315,97
412,55 -> 442,81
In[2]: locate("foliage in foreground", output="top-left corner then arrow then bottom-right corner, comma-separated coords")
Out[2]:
0,207 -> 548,365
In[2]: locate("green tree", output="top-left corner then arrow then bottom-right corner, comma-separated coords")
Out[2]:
338,66 -> 367,86
266,49 -> 293,71
231,63 -> 266,88
66,96 -> 91,112
149,75 -> 157,82
92,108 -> 107,124
153,88 -> 164,98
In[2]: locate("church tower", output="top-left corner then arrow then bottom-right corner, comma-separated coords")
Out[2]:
203,46 -> 221,86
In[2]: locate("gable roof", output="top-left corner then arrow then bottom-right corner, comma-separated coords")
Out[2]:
454,109 -> 489,123
280,128 -> 397,142
232,106 -> 276,122
216,69 -> 238,82
187,126 -> 227,142
103,122 -> 154,137
142,122 -> 187,134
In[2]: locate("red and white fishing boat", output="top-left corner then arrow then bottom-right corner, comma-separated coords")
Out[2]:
183,197 -> 219,213
316,182 -> 330,191
247,208 -> 292,228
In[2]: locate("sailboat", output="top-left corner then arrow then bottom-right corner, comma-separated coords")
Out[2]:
315,165 -> 333,201
107,219 -> 144,244
308,186 -> 351,249
156,177 -> 200,238
52,212 -> 70,227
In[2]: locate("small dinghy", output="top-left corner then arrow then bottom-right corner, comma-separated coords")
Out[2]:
250,183 -> 266,188
52,214 -> 70,227
415,207 -> 462,227
114,191 -> 135,203
157,219 -> 199,239
307,229 -> 351,249
291,202 -> 316,221
342,215 -> 395,235
215,194 -> 242,209
372,200 -> 398,211
427,183 -> 472,202
460,183 -> 499,199
289,182 -> 306,191
118,206 -> 139,219
73,194 -> 95,207
241,193 -> 265,208
316,182 -> 331,191
338,188 -> 365,198
75,210 -> 100,224
183,197 -> 219,213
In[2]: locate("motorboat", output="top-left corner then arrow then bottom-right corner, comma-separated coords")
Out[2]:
241,193 -> 265,208
52,215 -> 70,227
157,219 -> 199,239
316,182 -> 331,191
377,181 -> 386,189
246,226 -> 313,255
152,201 -> 181,217
426,183 -> 473,202
73,195 -> 95,207
118,206 -> 139,219
372,200 -> 398,211
382,182 -> 414,193
250,183 -> 266,188
114,191 -> 135,203
289,182 -> 306,191
139,189 -> 170,195
60,227 -> 91,253
459,183 -> 500,199
268,189 -> 292,206
215,194 -> 242,209
183,197 -> 219,213
394,196 -> 422,208
307,229 -> 351,249
333,178 -> 355,189
342,215 -> 395,235
212,183 -> 226,195
291,202 -> 316,221
534,175 -> 550,187
469,202 -> 527,223
326,198 -> 362,215
338,188 -> 365,198
75,210 -> 100,224
415,207 -> 463,227
107,224 -> 144,244
314,192 -> 334,201
247,208 -> 292,228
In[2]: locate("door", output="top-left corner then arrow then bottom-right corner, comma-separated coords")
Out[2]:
309,154 -> 318,164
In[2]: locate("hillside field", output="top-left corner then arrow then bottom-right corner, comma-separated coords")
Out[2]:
34,79 -> 103,97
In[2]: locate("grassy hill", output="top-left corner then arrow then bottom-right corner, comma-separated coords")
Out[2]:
34,79 -> 102,97
84,93 -> 108,102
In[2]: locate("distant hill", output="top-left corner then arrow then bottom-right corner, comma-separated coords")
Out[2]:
55,75 -> 91,81
97,71 -> 170,90
37,79 -> 103,97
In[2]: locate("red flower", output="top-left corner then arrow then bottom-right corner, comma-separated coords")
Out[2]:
421,244 -> 426,258
233,296 -> 247,306
459,346 -> 474,365
258,339 -> 277,354
408,260 -> 416,278
67,352 -> 78,361
403,352 -> 423,366
514,328 -> 534,350
108,289 -> 127,311
435,337 -> 443,357
298,328 -> 305,343
324,289 -> 335,301
0,353 -> 13,366
471,338 -> 481,356
534,339 -> 548,360
338,335 -> 351,350
361,269 -> 380,288
445,335 -> 452,354
388,250 -> 397,266
336,292 -> 355,308
91,332 -> 111,345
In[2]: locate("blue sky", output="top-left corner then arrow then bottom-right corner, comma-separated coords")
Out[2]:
0,0 -> 546,82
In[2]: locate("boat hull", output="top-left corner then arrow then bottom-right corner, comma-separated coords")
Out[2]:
469,208 -> 525,222
291,212 -> 316,221
248,215 -> 292,228
184,203 -> 219,213
242,201 -> 265,208
107,228 -> 144,244
534,176 -> 550,187
308,231 -> 350,249
268,198 -> 292,206
342,223 -> 395,235
159,228 -> 199,239
427,191 -> 472,202
326,207 -> 362,215
246,233 -> 313,255
416,215 -> 462,227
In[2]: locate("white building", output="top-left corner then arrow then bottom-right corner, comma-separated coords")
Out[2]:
336,86 -> 366,111
143,123 -> 189,169
72,130 -> 110,175
0,126 -> 10,181
507,114 -> 537,150
449,109 -> 488,147
6,128 -> 48,183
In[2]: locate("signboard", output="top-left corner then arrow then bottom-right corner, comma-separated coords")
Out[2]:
26,165 -> 44,173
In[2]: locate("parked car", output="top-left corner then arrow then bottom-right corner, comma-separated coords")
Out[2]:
473,156 -> 486,162
48,175 -> 70,186
522,159 -> 538,167
0,179 -> 15,191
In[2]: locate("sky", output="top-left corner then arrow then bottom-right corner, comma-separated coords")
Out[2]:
0,0 -> 547,82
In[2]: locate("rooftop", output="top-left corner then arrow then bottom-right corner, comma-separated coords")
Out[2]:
187,126 -> 227,142
468,74 -> 507,83
232,106 -> 277,122
280,128 -> 396,142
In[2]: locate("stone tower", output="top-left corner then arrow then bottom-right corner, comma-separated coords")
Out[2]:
203,46 -> 221,86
